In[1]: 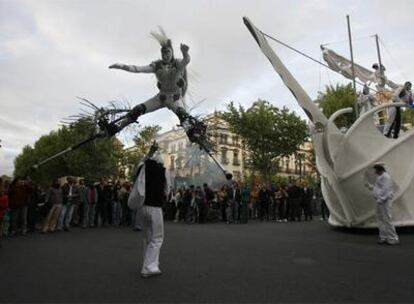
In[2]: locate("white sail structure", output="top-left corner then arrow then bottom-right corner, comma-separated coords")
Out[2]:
243,17 -> 414,228
321,46 -> 399,90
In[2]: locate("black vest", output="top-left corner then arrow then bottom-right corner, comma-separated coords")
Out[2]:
144,159 -> 166,207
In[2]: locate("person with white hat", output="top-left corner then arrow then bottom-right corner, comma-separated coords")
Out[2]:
366,163 -> 399,245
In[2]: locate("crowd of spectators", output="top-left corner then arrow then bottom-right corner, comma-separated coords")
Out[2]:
164,180 -> 329,224
0,176 -> 328,248
0,176 -> 137,242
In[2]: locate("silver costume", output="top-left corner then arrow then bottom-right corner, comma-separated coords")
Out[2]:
108,36 -> 197,137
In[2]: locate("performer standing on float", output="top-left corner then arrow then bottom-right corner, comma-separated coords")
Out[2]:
107,29 -> 204,143
371,63 -> 387,92
383,81 -> 412,138
357,84 -> 377,116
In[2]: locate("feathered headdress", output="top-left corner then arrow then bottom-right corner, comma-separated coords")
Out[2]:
150,26 -> 173,54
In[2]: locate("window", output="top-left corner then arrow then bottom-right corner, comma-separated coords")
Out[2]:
223,134 -> 228,144
176,157 -> 182,169
221,147 -> 229,164
170,155 -> 175,170
285,157 -> 290,173
219,134 -> 228,144
233,149 -> 240,166
232,136 -> 239,147
178,142 -> 184,151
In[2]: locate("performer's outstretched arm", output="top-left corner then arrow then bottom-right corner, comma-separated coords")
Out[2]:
177,43 -> 190,69
108,63 -> 154,73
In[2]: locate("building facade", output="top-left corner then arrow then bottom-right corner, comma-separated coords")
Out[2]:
155,112 -> 315,186
156,112 -> 247,186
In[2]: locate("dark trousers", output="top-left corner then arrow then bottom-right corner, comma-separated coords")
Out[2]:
11,207 -> 28,233
96,202 -> 108,226
233,202 -> 240,222
220,203 -> 227,222
198,203 -> 207,223
277,200 -> 286,220
180,203 -> 189,221
386,107 -> 401,139
271,201 -> 277,220
0,217 -> 3,245
27,205 -> 37,231
289,199 -> 301,221
304,200 -> 313,220
321,200 -> 330,220
259,202 -> 269,221
239,203 -> 248,223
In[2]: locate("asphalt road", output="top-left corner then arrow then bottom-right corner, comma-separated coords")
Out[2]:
1,220 -> 414,303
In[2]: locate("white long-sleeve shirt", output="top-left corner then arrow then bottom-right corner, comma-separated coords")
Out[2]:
373,172 -> 395,204
392,86 -> 412,104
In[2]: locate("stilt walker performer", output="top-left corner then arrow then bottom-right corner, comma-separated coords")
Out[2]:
107,28 -> 207,144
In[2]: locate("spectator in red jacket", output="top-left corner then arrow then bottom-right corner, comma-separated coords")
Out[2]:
0,179 -> 10,248
8,177 -> 30,235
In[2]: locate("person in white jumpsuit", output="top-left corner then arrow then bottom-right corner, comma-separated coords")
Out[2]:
383,81 -> 412,138
358,85 -> 377,116
366,164 -> 399,245
371,63 -> 387,92
128,154 -> 169,278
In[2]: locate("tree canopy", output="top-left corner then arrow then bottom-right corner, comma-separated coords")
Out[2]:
119,125 -> 162,180
14,120 -> 123,186
222,100 -> 308,181
318,83 -> 357,128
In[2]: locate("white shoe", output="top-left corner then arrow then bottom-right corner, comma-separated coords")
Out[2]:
386,240 -> 400,246
141,270 -> 162,278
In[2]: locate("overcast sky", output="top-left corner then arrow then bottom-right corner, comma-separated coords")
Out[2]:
1,0 -> 413,176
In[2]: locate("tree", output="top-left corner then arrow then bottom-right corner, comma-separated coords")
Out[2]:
120,125 -> 162,179
222,100 -> 308,182
318,83 -> 357,128
132,125 -> 162,155
402,108 -> 414,129
14,120 -> 123,186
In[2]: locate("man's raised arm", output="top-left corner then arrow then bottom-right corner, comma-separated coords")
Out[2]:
177,43 -> 190,69
108,63 -> 154,73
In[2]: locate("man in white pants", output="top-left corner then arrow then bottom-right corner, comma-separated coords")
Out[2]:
367,163 -> 399,245
128,153 -> 169,278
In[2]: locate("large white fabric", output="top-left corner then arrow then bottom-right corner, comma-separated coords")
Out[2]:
321,46 -> 399,89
